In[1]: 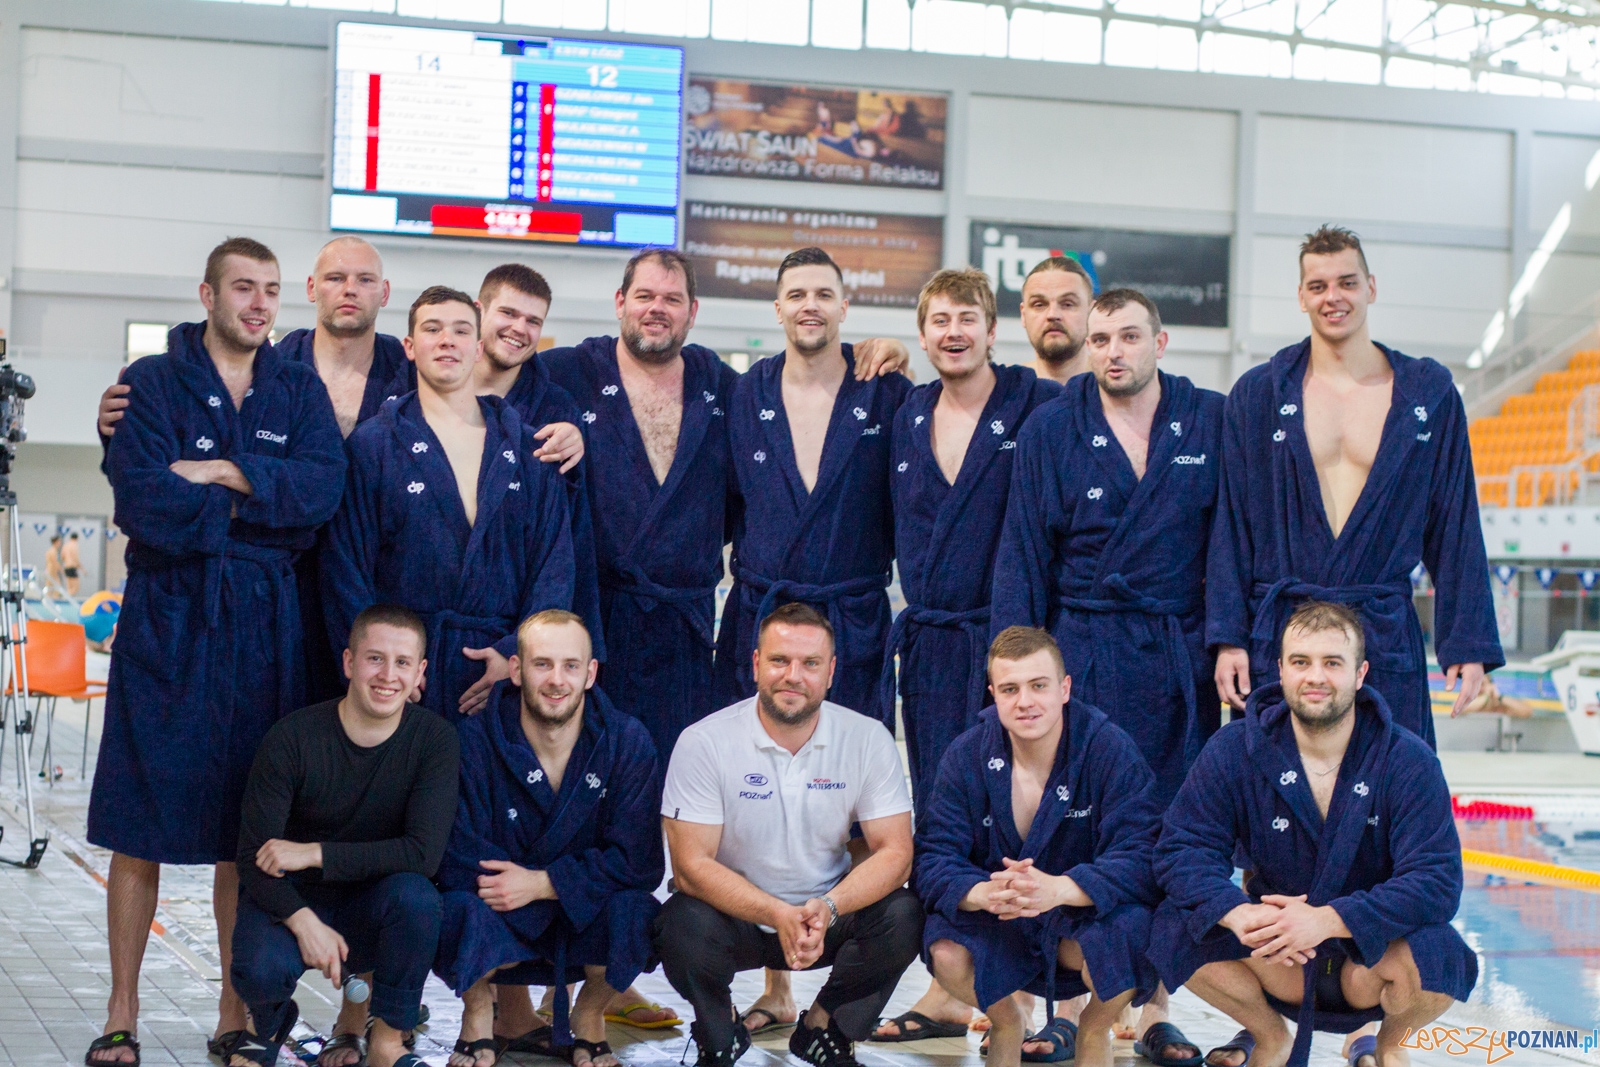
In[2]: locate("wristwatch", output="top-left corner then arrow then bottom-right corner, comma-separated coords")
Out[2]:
821,894 -> 839,927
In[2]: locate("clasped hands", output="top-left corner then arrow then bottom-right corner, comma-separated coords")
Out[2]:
476,859 -> 556,912
772,898 -> 834,971
962,857 -> 1090,919
1221,894 -> 1349,966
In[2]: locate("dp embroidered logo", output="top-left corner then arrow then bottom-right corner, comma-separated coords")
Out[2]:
1171,421 -> 1182,435
208,395 -> 222,408
990,419 -> 1005,435
602,384 -> 619,396
507,808 -> 518,821
759,409 -> 775,421
1087,487 -> 1104,500
527,769 -> 544,784
196,436 -> 214,452
1092,435 -> 1107,447
1280,404 -> 1298,416
704,391 -> 716,403
1273,429 -> 1287,442
582,411 -> 596,424
987,757 -> 1006,771
754,450 -> 767,464
1280,771 -> 1298,785
1056,785 -> 1070,801
503,450 -> 515,463
1354,781 -> 1370,797
586,773 -> 602,790
412,441 -> 428,453
853,407 -> 868,421
914,415 -> 925,426
1414,406 -> 1428,422
407,481 -> 424,494
1272,816 -> 1289,832
897,461 -> 908,472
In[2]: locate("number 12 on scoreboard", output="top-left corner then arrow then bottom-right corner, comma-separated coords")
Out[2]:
586,64 -> 618,88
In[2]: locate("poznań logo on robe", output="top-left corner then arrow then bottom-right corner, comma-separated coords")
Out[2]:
970,221 -> 1231,328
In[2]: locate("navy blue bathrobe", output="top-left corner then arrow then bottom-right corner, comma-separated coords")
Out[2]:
276,327 -> 411,703
89,323 -> 346,864
434,681 -> 663,1044
916,701 -> 1162,1012
992,372 -> 1224,805
545,337 -> 738,758
883,365 -> 1060,816
495,356 -> 604,663
320,393 -> 576,724
714,347 -> 913,720
1205,341 -> 1503,747
1150,683 -> 1477,1067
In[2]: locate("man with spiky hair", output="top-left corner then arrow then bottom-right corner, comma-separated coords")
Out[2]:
321,286 -> 577,723
1207,226 -> 1501,747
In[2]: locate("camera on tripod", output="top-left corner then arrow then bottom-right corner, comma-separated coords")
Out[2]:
0,339 -> 37,496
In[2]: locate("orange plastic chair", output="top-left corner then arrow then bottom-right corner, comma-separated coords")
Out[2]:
7,619 -> 106,784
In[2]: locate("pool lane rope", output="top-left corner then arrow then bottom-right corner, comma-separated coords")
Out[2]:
1461,848 -> 1600,891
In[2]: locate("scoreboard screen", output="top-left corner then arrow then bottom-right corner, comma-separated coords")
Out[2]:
330,22 -> 683,248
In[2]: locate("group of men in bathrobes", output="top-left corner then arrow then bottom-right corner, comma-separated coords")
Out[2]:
83,222 -> 1496,1067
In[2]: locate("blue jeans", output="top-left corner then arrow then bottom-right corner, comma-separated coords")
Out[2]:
232,872 -> 441,1032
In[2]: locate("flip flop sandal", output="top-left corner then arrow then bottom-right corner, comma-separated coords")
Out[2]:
86,1031 -> 141,1067
1347,1034 -> 1379,1067
869,1011 -> 969,1042
738,1007 -> 794,1036
230,1000 -> 301,1067
497,1026 -> 557,1056
1205,1030 -> 1255,1067
563,1037 -> 616,1067
605,1002 -> 683,1029
207,1031 -> 246,1060
1022,1018 -> 1078,1063
316,1032 -> 367,1067
1136,1022 -> 1204,1067
452,1037 -> 499,1067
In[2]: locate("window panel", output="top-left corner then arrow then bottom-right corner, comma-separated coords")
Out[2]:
865,0 -> 912,49
1039,10 -> 1102,63
813,0 -> 865,48
1105,20 -> 1198,70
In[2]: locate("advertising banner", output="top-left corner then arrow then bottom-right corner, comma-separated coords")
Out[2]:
685,200 -> 944,308
971,221 -> 1231,328
684,77 -> 946,189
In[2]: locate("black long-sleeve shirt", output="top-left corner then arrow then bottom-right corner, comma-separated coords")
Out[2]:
236,700 -> 460,921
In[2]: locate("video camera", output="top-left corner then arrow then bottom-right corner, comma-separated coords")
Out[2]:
0,339 -> 35,496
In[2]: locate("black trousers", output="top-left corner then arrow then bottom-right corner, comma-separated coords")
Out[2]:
654,887 -> 923,1051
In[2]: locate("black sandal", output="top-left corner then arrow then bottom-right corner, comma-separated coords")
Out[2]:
207,1031 -> 245,1060
229,1000 -> 300,1067
497,1026 -> 556,1056
452,1037 -> 498,1067
317,1031 -> 368,1067
86,1031 -> 141,1067
564,1038 -> 616,1067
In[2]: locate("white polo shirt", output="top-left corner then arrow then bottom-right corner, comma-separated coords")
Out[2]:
662,697 -> 911,906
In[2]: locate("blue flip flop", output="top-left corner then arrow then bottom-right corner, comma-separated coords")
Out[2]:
1205,1030 -> 1255,1067
1136,1022 -> 1203,1067
1021,1018 -> 1078,1063
1347,1034 -> 1378,1067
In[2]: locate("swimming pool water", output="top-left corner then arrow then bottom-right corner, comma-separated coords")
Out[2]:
1453,817 -> 1600,1029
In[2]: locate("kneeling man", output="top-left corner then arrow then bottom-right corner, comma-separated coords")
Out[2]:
230,605 -> 461,1067
917,627 -> 1162,1067
656,603 -> 922,1067
434,610 -> 663,1067
1151,602 -> 1476,1067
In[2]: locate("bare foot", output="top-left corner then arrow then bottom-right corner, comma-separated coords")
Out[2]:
450,994 -> 497,1067
741,993 -> 798,1036
603,986 -> 678,1025
87,1029 -> 139,1066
